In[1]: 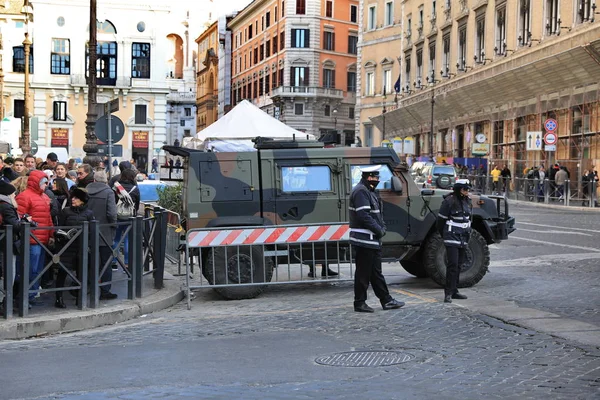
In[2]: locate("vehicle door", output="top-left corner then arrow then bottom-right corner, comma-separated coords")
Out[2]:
272,160 -> 342,225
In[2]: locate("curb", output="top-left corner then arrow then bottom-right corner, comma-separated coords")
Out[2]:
0,281 -> 184,340
510,199 -> 600,212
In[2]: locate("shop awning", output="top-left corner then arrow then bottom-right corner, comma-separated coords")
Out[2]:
371,32 -> 600,138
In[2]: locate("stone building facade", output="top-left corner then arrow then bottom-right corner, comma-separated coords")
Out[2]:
360,0 -> 600,180
228,0 -> 359,142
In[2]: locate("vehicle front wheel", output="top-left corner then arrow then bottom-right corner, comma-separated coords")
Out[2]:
423,231 -> 490,288
202,246 -> 274,300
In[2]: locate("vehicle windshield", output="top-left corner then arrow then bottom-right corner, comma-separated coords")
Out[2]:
351,165 -> 394,189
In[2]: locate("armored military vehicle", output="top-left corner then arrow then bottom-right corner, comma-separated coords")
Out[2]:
165,139 -> 515,299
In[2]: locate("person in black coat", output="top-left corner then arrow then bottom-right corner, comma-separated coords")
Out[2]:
87,170 -> 118,300
54,188 -> 95,308
436,179 -> 472,303
349,166 -> 404,313
112,168 -> 140,270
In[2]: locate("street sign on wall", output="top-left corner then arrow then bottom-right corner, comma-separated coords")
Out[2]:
526,131 -> 543,151
472,143 -> 490,156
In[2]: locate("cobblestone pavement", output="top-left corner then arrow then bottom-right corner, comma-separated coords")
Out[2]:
1,282 -> 599,399
1,203 -> 599,399
467,203 -> 600,326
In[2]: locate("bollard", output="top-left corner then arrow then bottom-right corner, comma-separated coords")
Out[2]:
79,222 -> 89,309
127,217 -> 137,300
18,223 -> 31,317
565,180 -> 570,207
133,216 -> 144,298
544,179 -> 550,204
89,221 -> 99,309
3,225 -> 14,319
153,206 -> 166,289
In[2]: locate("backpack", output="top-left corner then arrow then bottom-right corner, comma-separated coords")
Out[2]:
113,182 -> 137,220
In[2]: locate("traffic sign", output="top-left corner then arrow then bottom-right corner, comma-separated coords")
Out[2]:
30,141 -> 38,155
95,115 -> 125,143
544,132 -> 557,146
104,98 -> 119,114
544,118 -> 558,132
526,131 -> 543,151
545,144 -> 556,151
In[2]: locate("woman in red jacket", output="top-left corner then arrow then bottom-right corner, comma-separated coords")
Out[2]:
16,170 -> 54,303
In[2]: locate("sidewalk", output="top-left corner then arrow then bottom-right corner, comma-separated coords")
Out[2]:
0,264 -> 185,340
509,198 -> 600,211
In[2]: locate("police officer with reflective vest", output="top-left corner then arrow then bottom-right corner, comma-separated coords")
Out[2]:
436,178 -> 472,303
350,166 -> 405,313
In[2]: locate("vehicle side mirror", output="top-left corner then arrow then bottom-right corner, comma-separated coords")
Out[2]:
421,189 -> 435,196
391,176 -> 403,194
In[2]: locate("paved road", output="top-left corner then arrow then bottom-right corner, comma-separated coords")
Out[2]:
1,203 -> 599,399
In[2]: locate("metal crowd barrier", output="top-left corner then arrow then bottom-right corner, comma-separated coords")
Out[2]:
184,223 -> 354,309
460,174 -> 598,208
1,207 -> 168,319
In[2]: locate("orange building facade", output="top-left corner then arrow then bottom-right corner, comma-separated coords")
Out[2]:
196,22 -> 220,131
229,0 -> 359,142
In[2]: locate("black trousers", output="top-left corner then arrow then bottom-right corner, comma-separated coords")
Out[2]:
354,247 -> 392,306
445,246 -> 466,296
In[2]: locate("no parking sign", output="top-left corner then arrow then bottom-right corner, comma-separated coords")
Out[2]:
544,118 -> 558,132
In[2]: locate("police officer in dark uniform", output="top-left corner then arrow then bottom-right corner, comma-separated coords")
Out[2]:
350,166 -> 405,313
436,178 -> 472,303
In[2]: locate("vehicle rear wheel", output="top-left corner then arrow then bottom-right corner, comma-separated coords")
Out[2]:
423,231 -> 490,288
202,246 -> 274,300
400,260 -> 428,278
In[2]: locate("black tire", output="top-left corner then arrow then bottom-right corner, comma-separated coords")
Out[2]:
423,230 -> 490,288
436,175 -> 453,189
400,260 -> 428,278
202,246 -> 274,300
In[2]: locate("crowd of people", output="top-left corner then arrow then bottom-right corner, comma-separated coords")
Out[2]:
0,152 -> 141,311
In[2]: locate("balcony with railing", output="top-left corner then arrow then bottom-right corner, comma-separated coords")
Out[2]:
70,74 -> 131,89
167,91 -> 197,103
270,86 -> 344,99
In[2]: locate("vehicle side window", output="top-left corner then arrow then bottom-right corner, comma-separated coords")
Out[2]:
282,166 -> 332,192
351,164 -> 394,190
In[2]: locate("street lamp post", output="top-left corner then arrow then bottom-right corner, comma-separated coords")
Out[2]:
332,107 -> 339,145
382,86 -> 387,138
429,77 -> 440,161
19,1 -> 33,154
83,0 -> 101,167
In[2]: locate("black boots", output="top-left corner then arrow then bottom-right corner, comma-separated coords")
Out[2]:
354,303 -> 374,313
308,265 -> 339,278
382,298 -> 405,310
55,294 -> 66,309
445,292 -> 468,303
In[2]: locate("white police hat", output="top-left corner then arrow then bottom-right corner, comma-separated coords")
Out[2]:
453,178 -> 472,190
360,165 -> 381,176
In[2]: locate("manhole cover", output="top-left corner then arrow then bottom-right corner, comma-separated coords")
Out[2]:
315,351 -> 414,367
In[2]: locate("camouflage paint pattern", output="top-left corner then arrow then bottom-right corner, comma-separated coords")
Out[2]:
164,145 -> 514,260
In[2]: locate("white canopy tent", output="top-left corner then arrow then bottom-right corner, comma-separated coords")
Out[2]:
186,100 -> 314,151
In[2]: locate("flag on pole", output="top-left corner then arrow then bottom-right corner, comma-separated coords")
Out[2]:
394,73 -> 401,93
